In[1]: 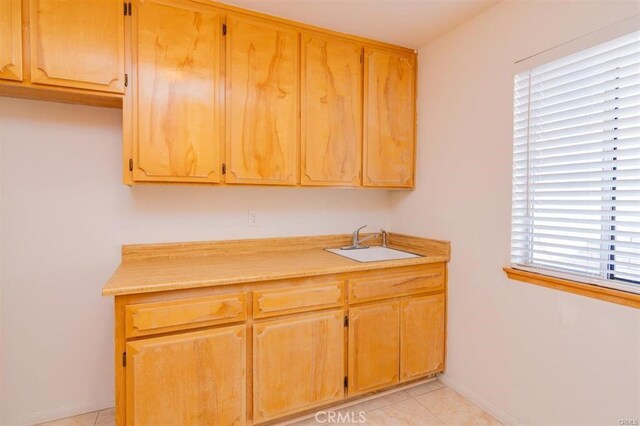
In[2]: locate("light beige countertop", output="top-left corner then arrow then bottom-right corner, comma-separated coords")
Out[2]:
102,233 -> 450,296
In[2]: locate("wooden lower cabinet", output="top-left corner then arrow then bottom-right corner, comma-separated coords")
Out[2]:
348,301 -> 400,396
253,310 -> 345,423
400,294 -> 445,381
125,325 -> 246,425
115,263 -> 447,425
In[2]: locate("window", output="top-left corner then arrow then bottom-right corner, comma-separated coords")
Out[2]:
511,30 -> 640,295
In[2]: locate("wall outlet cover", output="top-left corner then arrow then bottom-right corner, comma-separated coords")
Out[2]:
248,211 -> 259,227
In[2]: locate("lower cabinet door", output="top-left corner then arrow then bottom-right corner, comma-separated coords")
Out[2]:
253,310 -> 345,423
348,301 -> 400,396
400,294 -> 445,381
126,325 -> 246,425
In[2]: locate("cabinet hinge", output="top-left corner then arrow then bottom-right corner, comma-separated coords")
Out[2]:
122,352 -> 127,367
124,73 -> 128,87
360,51 -> 364,64
344,315 -> 349,327
222,163 -> 226,175
222,23 -> 227,36
129,158 -> 133,171
344,376 -> 348,389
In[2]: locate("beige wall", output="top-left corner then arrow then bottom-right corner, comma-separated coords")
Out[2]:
0,98 -> 391,425
390,1 -> 640,424
2,1 -> 639,424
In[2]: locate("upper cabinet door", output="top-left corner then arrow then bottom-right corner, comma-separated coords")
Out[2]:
0,0 -> 22,81
226,16 -> 299,185
131,0 -> 222,183
29,0 -> 124,93
301,34 -> 362,186
363,48 -> 416,188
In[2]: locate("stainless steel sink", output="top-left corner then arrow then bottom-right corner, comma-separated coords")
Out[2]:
326,246 -> 422,263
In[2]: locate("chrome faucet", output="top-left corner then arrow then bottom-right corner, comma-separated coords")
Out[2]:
342,225 -> 388,250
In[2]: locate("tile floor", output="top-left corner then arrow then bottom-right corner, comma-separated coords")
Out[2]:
38,380 -> 500,425
38,407 -> 114,426
287,380 -> 501,426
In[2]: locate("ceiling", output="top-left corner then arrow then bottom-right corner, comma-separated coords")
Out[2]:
220,0 -> 499,49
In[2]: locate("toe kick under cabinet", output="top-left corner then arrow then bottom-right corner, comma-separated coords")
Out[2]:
111,262 -> 446,425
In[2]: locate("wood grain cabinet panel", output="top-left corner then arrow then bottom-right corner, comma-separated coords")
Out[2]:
253,310 -> 344,422
125,293 -> 247,338
253,281 -> 344,318
131,0 -> 222,183
226,16 -> 299,185
363,48 -> 416,188
301,34 -> 362,186
29,0 -> 124,92
126,326 -> 246,425
0,0 -> 22,81
349,264 -> 444,303
400,294 -> 445,381
348,301 -> 399,396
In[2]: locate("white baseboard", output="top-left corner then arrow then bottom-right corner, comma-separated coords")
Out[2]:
4,399 -> 114,426
437,373 -> 521,426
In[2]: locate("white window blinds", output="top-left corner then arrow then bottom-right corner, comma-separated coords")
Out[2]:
511,30 -> 640,294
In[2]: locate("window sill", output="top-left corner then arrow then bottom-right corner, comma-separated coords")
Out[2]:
503,267 -> 639,309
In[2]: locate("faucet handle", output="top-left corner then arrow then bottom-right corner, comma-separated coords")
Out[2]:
353,225 -> 367,239
351,225 -> 368,246
354,225 -> 367,234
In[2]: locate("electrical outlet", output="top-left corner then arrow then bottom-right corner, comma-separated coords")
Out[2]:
248,210 -> 259,227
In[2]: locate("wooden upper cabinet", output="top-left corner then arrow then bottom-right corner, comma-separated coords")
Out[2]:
363,47 -> 416,188
301,34 -> 362,186
225,16 -> 299,185
28,0 -> 124,93
4,0 -> 419,187
131,0 -> 222,183
126,325 -> 246,425
400,294 -> 445,381
253,310 -> 344,423
0,0 -> 22,81
348,301 -> 399,396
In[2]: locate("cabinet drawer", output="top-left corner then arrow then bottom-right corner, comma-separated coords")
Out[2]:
349,264 -> 444,303
253,281 -> 344,318
125,293 -> 247,338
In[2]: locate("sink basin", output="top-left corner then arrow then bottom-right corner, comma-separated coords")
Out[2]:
326,246 -> 422,263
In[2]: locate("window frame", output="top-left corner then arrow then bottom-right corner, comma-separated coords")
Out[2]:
505,18 -> 640,307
